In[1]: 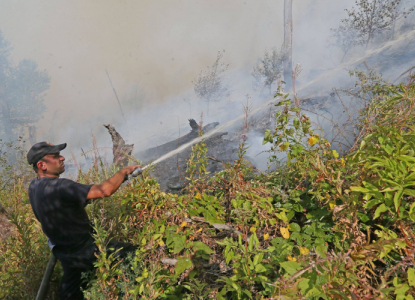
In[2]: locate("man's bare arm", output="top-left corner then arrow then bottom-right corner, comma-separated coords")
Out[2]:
86,165 -> 140,200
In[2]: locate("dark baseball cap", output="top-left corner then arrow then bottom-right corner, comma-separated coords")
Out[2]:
27,142 -> 67,165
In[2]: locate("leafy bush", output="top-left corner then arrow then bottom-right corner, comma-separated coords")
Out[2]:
1,75 -> 415,299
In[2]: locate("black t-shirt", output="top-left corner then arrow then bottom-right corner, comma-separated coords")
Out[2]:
28,177 -> 93,250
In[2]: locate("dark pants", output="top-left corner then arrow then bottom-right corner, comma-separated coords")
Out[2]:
52,237 -> 137,300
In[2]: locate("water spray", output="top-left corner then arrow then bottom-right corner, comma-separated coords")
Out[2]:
123,29 -> 415,183
123,31 -> 415,183
126,30 -> 415,169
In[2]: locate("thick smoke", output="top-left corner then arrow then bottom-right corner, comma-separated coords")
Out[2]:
0,0 -> 414,172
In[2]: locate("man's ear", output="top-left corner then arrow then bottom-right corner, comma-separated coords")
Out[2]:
37,160 -> 47,171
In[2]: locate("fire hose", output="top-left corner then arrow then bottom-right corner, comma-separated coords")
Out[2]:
35,167 -> 144,300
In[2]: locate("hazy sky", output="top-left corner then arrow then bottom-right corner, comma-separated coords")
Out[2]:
0,0 -> 353,149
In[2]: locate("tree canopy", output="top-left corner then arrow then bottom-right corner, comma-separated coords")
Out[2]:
0,30 -> 50,141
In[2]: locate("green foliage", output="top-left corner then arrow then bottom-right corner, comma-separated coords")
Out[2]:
0,180 -> 60,299
186,138 -> 209,187
1,72 -> 415,300
216,232 -> 270,299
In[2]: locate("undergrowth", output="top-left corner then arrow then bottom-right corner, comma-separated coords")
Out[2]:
0,71 -> 415,299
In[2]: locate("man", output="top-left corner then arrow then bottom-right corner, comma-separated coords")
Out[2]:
27,142 -> 139,300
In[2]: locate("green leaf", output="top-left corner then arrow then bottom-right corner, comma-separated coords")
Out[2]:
254,264 -> 267,273
253,232 -> 260,249
398,155 -> 415,163
357,212 -> 370,223
280,261 -> 302,275
397,240 -> 407,249
298,278 -> 311,294
159,224 -> 165,233
350,186 -> 369,193
192,241 -> 214,255
263,129 -> 273,145
359,139 -> 366,150
378,137 -> 384,144
365,199 -> 382,209
314,228 -> 325,238
315,244 -> 327,258
293,118 -> 300,130
275,211 -> 289,222
170,235 -> 186,254
153,234 -> 162,240
408,268 -> 415,287
394,283 -> 409,299
248,234 -> 254,252
382,144 -> 394,154
225,250 -> 234,264
203,210 -> 222,224
306,287 -> 324,297
410,203 -> 415,221
374,204 -> 389,219
231,281 -> 241,293
276,99 -> 291,106
243,290 -> 253,298
394,188 -> 404,212
286,210 -> 295,221
403,189 -> 415,197
253,253 -> 263,266
288,223 -> 301,232
175,258 -> 192,275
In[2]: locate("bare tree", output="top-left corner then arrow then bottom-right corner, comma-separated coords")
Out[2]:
331,0 -> 414,58
331,24 -> 364,62
283,0 -> 293,92
252,47 -> 286,94
193,51 -> 230,116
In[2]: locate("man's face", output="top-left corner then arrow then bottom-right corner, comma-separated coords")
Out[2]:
39,152 -> 65,176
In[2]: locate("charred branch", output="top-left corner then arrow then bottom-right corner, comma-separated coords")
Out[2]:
103,124 -> 134,167
139,119 -> 219,164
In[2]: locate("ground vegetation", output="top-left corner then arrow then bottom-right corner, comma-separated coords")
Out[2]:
1,67 -> 415,299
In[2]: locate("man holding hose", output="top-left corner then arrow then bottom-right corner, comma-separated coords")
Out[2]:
27,141 -> 140,300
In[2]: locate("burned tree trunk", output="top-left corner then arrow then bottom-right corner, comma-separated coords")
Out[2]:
138,119 -> 219,164
103,124 -> 134,167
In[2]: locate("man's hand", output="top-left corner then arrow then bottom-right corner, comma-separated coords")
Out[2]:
122,165 -> 141,176
122,165 -> 142,182
87,164 -> 142,200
